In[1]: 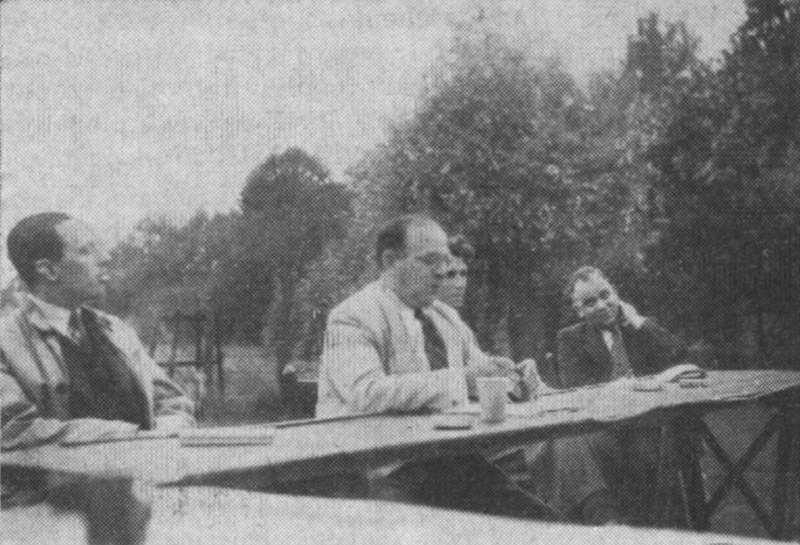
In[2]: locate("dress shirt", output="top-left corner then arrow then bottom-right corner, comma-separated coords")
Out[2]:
391,293 -> 430,369
601,330 -> 615,352
26,295 -> 73,340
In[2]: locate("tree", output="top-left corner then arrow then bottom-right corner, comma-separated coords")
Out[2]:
646,1 -> 800,368
107,211 -> 246,341
239,148 -> 352,385
353,24 -> 642,364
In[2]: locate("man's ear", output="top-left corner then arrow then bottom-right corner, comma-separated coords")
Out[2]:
33,258 -> 59,283
380,248 -> 402,269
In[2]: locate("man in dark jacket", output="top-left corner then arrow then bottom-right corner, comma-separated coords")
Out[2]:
557,266 -> 687,388
551,266 -> 688,524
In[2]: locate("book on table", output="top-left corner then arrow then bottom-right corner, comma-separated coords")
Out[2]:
179,426 -> 276,447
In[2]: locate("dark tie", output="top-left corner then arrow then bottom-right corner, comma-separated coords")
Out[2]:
414,308 -> 449,371
606,324 -> 633,379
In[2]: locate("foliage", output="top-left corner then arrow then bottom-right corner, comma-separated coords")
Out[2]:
645,0 -> 800,367
239,148 -> 353,373
353,23 -> 655,361
104,2 -> 800,374
107,211 -> 243,337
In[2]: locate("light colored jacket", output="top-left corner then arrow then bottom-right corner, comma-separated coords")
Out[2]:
0,297 -> 195,450
316,281 -> 491,418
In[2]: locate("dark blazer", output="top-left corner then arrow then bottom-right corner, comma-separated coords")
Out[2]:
555,318 -> 688,389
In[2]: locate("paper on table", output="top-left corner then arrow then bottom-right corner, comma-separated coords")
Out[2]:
60,427 -> 178,447
179,426 -> 276,447
448,386 -> 600,419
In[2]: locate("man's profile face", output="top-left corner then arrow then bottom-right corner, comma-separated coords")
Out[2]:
571,272 -> 620,328
51,219 -> 110,306
393,220 -> 451,309
437,257 -> 468,310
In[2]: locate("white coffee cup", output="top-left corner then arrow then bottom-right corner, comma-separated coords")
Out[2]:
476,377 -> 509,423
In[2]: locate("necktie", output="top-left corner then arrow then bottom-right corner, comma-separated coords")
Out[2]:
607,324 -> 633,379
413,308 -> 449,371
57,311 -> 95,417
67,308 -> 86,347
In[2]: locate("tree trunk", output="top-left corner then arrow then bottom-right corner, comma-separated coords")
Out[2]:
472,258 -> 505,353
271,274 -> 300,392
504,272 -> 546,363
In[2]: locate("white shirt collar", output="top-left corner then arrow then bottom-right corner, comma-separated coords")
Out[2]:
25,294 -> 73,338
601,329 -> 615,351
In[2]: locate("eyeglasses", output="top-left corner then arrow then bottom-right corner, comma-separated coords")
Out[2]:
415,253 -> 450,267
434,269 -> 468,280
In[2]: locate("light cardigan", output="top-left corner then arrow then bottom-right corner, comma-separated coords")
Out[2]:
316,281 -> 490,418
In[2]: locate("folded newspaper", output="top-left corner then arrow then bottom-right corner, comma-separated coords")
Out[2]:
179,426 -> 276,447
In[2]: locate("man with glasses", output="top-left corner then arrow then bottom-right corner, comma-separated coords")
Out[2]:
316,214 -> 558,519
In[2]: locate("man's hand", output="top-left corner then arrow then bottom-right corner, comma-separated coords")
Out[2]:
511,359 -> 558,400
619,300 -> 646,329
515,359 -> 539,400
465,356 -> 516,400
474,356 -> 518,380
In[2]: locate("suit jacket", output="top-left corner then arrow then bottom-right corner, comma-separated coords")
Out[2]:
316,281 -> 489,418
0,296 -> 195,451
556,317 -> 687,389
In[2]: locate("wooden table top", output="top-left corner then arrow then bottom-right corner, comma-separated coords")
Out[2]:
4,370 -> 800,487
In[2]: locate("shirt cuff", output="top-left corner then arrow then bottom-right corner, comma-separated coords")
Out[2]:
434,368 -> 468,410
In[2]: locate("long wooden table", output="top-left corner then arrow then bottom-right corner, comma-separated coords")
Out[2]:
4,370 -> 800,538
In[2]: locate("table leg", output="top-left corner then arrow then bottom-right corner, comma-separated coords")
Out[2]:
677,416 -> 709,530
794,418 -> 800,539
651,420 -> 680,527
771,404 -> 800,539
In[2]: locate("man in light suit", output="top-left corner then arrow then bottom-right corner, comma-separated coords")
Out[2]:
1,212 -> 195,544
317,214 -> 562,520
552,266 -> 688,524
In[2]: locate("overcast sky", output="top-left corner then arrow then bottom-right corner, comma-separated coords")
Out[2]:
1,0 -> 744,281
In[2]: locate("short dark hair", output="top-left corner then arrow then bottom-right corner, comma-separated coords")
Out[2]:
448,236 -> 474,261
375,214 -> 430,269
7,212 -> 72,288
564,266 -> 608,299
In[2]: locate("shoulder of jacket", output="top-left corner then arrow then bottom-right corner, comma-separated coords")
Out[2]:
329,283 -> 381,319
0,309 -> 24,343
0,307 -> 22,328
339,283 -> 379,306
557,321 -> 585,341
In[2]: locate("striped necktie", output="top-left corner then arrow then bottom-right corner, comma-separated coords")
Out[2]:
413,308 -> 449,370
